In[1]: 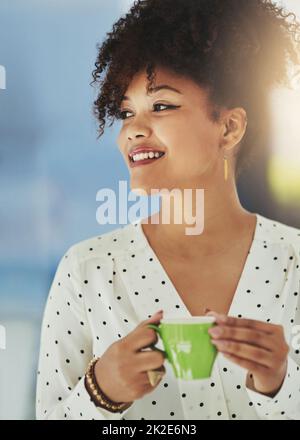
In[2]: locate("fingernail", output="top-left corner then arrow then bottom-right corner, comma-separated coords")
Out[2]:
208,326 -> 222,336
205,311 -> 226,321
218,314 -> 227,323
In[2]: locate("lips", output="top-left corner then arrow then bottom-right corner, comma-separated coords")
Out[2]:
128,146 -> 166,160
129,152 -> 166,168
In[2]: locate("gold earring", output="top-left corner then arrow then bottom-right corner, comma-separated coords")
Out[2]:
224,155 -> 229,181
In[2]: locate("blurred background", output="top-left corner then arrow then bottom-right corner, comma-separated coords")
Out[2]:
0,0 -> 299,420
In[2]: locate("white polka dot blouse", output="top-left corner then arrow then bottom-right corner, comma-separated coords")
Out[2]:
36,213 -> 300,420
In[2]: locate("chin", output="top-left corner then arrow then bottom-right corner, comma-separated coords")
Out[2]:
129,177 -> 153,193
130,187 -> 149,196
130,185 -> 160,197
129,176 -> 175,196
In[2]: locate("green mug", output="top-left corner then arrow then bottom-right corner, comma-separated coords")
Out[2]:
147,316 -> 218,380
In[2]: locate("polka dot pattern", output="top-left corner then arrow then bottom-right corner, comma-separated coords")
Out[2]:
36,213 -> 300,420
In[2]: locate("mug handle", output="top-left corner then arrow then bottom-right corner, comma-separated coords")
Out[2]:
147,324 -> 168,359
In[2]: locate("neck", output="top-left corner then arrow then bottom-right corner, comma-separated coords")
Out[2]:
141,178 -> 256,259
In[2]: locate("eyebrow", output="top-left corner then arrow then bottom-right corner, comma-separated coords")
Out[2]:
121,84 -> 182,102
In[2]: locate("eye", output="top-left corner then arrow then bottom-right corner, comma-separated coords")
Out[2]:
117,104 -> 179,120
153,103 -> 177,112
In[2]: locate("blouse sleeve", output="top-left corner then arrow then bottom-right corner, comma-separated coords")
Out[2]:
35,245 -> 134,420
245,354 -> 300,420
245,242 -> 300,420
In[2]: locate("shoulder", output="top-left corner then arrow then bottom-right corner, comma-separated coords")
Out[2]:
62,222 -> 142,267
257,213 -> 300,256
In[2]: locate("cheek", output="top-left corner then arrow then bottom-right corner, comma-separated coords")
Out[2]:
117,129 -> 129,157
117,129 -> 125,148
164,121 -> 218,165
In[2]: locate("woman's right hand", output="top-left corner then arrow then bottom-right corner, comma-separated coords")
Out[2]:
94,310 -> 166,404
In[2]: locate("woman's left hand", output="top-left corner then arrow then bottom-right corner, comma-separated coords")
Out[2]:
206,311 -> 290,397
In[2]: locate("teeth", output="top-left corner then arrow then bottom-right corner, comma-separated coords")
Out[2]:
131,151 -> 164,162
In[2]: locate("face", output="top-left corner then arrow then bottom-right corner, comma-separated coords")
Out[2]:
117,66 -> 226,195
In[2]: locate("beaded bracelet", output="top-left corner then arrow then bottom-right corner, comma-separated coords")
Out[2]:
84,357 -> 133,413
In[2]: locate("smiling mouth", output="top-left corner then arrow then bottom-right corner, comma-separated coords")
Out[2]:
129,152 -> 166,167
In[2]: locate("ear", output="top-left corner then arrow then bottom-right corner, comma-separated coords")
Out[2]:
221,108 -> 248,153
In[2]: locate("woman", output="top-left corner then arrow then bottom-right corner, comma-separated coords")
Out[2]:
36,0 -> 300,420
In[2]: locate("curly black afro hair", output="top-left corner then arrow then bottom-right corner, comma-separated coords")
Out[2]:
91,0 -> 300,179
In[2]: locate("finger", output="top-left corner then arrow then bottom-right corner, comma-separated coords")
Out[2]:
221,352 -> 270,375
208,325 -> 276,352
139,364 -> 166,381
136,351 -> 166,373
136,310 -> 164,328
128,311 -> 163,352
141,368 -> 166,391
133,329 -> 159,353
206,311 -> 279,335
143,366 -> 166,388
211,339 -> 274,368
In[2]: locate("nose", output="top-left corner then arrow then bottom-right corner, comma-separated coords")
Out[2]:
126,115 -> 152,140
127,133 -> 146,141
